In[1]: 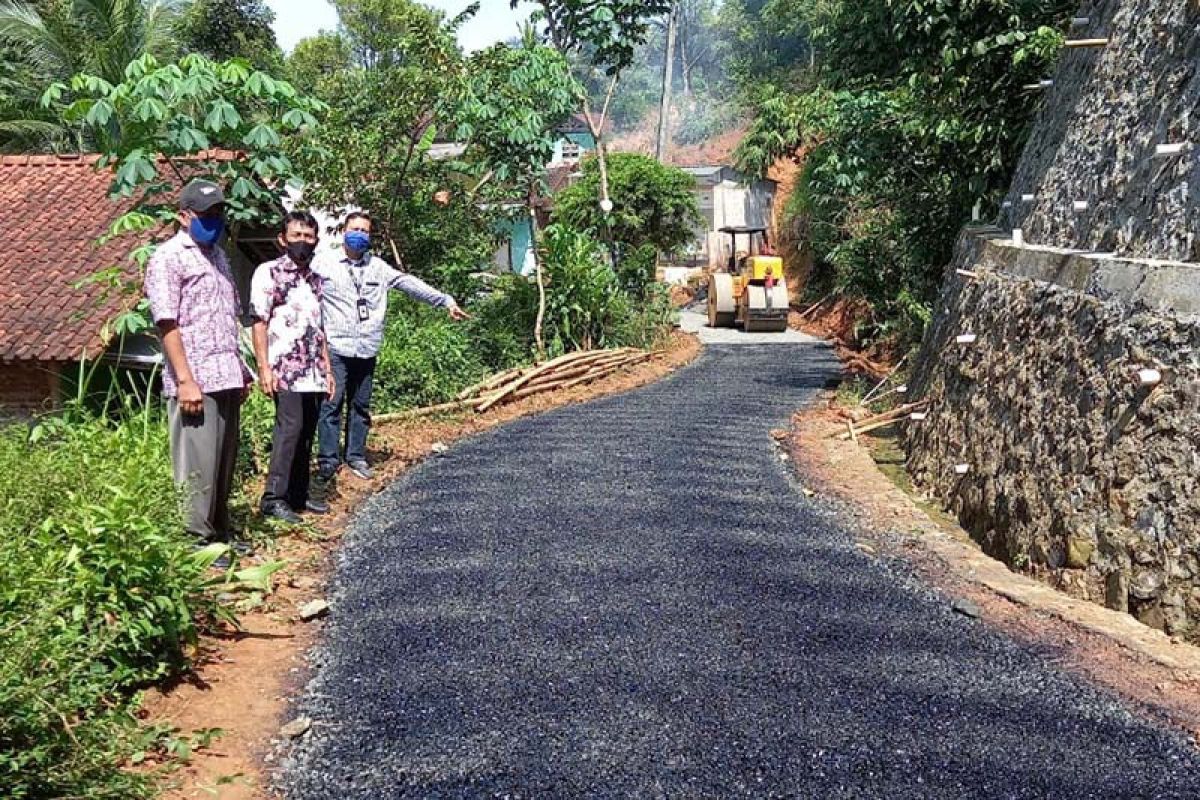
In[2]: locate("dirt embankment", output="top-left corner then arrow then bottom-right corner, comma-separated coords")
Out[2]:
143,332 -> 702,800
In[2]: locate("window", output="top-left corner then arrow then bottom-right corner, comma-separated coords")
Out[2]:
560,140 -> 582,161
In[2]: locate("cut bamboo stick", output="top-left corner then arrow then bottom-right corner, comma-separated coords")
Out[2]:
1064,38 -> 1109,48
560,354 -> 655,390
456,366 -> 526,401
475,350 -> 603,412
859,355 -> 908,406
375,399 -> 477,424
837,400 -> 930,440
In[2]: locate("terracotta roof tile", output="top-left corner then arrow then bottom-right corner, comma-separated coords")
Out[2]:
0,152 -> 238,364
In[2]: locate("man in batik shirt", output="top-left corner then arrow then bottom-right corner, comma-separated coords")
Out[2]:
251,211 -> 336,524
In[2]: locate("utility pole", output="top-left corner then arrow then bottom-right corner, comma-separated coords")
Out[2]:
655,2 -> 678,163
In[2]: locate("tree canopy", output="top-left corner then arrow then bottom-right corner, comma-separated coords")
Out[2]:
176,0 -> 283,72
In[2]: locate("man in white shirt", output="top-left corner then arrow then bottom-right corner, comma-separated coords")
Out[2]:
313,211 -> 468,481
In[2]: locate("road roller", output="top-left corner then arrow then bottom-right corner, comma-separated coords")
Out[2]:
706,226 -> 790,333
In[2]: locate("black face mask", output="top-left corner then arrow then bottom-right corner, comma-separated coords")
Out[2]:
287,241 -> 316,265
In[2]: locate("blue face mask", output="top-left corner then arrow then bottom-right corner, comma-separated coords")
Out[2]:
345,231 -> 370,253
188,215 -> 225,246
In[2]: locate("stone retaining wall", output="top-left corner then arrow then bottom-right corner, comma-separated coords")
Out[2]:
907,232 -> 1200,634
908,0 -> 1200,634
999,0 -> 1198,261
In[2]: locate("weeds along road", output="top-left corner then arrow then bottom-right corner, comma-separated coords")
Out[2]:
283,341 -> 1200,798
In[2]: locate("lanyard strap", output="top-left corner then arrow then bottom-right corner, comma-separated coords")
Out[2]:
347,258 -> 368,298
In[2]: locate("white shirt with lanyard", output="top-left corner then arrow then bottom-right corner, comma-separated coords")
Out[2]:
313,247 -> 456,360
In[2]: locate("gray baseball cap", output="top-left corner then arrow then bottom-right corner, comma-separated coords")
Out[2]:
179,179 -> 226,211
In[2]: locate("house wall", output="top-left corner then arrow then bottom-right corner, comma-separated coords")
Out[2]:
0,362 -> 60,417
550,132 -> 596,165
699,179 -> 779,268
495,217 -> 536,276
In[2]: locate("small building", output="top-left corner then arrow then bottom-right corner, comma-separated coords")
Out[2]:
494,115 -> 598,275
680,166 -> 777,268
0,153 -> 272,416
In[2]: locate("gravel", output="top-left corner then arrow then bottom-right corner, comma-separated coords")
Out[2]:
281,344 -> 1200,798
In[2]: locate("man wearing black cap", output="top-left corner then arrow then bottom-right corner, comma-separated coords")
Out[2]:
145,179 -> 253,545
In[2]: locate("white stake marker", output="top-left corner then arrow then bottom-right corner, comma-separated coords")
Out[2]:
1137,368 -> 1163,387
910,412 -> 928,422
956,334 -> 978,345
954,464 -> 971,475
1073,200 -> 1090,213
1154,143 -> 1187,157
1013,228 -> 1025,246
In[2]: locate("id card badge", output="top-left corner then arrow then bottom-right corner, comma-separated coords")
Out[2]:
357,298 -> 370,322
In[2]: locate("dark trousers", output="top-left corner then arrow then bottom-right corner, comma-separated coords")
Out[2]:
262,391 -> 322,511
318,353 -> 376,471
168,389 -> 241,541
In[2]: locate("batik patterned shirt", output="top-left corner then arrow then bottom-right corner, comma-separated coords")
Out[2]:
250,256 -> 328,393
144,231 -> 251,398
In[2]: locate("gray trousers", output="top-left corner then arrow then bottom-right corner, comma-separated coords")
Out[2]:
168,389 -> 241,541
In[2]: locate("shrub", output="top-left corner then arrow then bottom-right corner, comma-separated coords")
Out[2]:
468,225 -> 678,359
0,406 -> 219,798
373,301 -> 491,412
553,153 -> 702,295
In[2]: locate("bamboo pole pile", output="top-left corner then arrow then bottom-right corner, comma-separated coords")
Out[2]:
374,348 -> 661,424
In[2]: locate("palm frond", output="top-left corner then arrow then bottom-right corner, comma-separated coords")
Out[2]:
0,1 -> 78,79
0,116 -> 67,151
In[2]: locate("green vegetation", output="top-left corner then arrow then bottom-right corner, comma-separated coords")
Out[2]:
0,2 -> 683,795
731,0 -> 1074,343
554,152 -> 701,291
0,384 -> 276,799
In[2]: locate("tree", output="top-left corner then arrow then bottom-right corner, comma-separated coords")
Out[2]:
514,0 -> 672,211
176,0 -> 283,72
42,52 -> 326,333
457,41 -> 581,357
0,0 -> 181,86
732,0 -> 1074,341
288,0 -> 497,300
654,2 -> 677,161
286,31 -> 352,96
554,152 -> 700,290
0,0 -> 183,150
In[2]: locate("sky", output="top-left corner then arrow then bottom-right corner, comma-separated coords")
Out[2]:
265,0 -> 535,53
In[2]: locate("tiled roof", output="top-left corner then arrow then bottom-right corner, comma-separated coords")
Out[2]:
0,151 -> 239,364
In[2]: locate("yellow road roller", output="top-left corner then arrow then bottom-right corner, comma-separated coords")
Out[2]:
707,226 -> 789,333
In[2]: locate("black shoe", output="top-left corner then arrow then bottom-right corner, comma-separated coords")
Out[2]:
316,464 -> 338,483
347,459 -> 374,480
305,498 -> 330,514
262,501 -> 302,525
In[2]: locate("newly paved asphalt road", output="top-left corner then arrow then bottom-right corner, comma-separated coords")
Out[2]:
283,341 -> 1200,798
